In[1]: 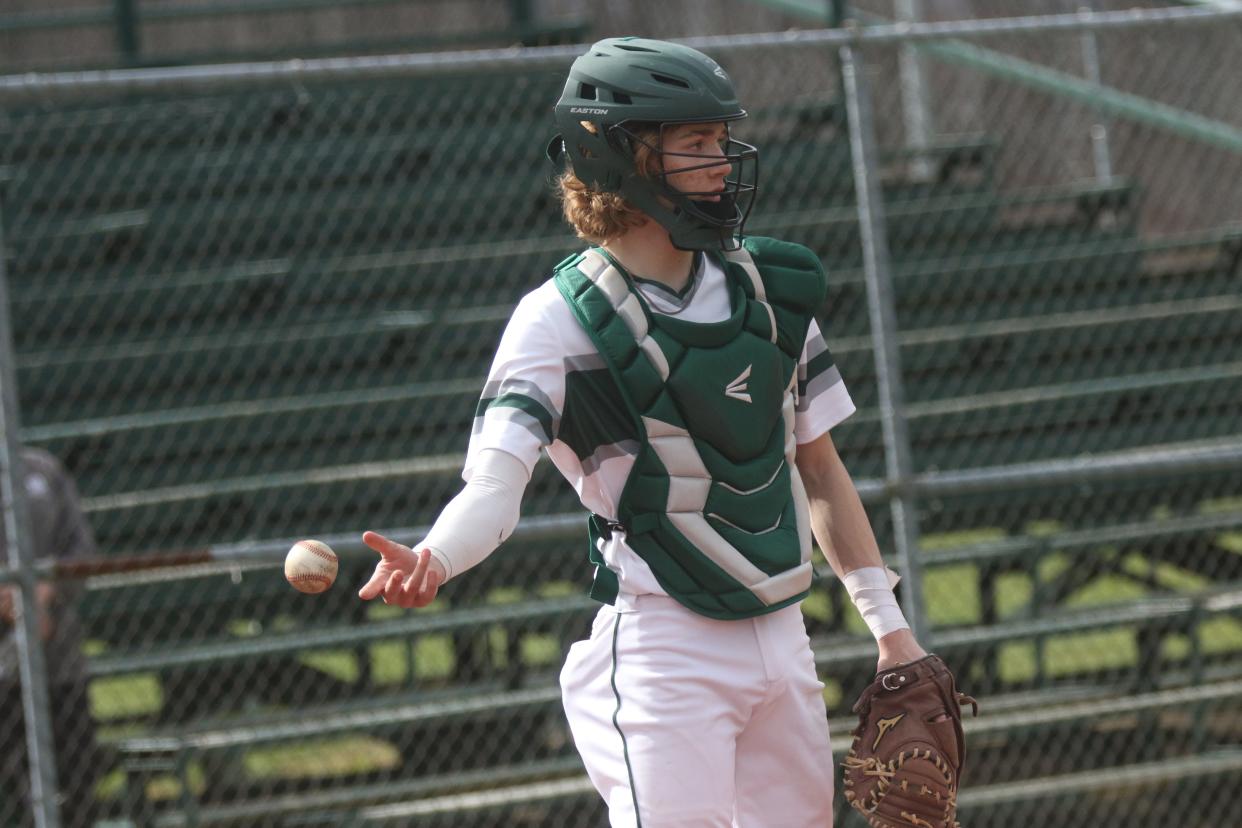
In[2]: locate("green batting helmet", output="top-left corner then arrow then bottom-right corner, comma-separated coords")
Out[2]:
546,37 -> 759,251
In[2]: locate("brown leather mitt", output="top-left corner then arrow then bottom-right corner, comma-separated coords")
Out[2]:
842,654 -> 978,828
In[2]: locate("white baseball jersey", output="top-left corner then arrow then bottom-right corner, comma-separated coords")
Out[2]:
467,250 -> 856,599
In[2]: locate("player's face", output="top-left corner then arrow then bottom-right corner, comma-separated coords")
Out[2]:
659,122 -> 732,200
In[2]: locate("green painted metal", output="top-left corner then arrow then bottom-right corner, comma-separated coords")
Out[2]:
0,7 -> 113,32
0,0 -> 586,70
112,0 -> 140,66
741,1 -> 1242,155
920,37 -> 1242,155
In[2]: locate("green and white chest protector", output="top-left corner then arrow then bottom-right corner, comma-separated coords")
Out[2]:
554,236 -> 827,620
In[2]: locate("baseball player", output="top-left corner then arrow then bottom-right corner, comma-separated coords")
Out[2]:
1,448 -> 103,828
360,38 -> 937,827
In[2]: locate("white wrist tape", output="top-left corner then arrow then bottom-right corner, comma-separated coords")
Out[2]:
422,448 -> 530,582
841,566 -> 910,641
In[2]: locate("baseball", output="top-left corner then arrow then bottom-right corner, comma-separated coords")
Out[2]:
284,539 -> 339,594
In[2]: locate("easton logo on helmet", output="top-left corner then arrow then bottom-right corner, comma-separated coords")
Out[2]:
570,107 -> 610,115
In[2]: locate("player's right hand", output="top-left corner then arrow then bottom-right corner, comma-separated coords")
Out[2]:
358,531 -> 443,609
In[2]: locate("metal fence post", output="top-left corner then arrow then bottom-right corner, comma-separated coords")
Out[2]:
895,0 -> 936,180
0,188 -> 62,825
113,0 -> 142,66
838,32 -> 930,643
1079,2 -> 1115,183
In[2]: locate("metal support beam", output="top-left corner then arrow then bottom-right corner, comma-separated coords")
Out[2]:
1078,2 -> 1114,182
112,0 -> 141,66
895,0 -> 936,180
838,39 -> 929,641
917,36 -> 1242,155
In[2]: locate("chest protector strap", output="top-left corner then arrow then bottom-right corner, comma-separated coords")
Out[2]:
555,237 -> 827,620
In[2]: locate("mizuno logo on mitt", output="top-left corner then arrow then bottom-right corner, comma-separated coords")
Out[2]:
872,713 -> 905,749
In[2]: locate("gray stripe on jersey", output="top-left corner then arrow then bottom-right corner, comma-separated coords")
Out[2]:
472,403 -> 555,445
580,439 -> 642,478
480,377 -> 558,420
476,378 -> 561,441
564,352 -> 607,373
803,329 -> 830,363
797,364 -> 845,413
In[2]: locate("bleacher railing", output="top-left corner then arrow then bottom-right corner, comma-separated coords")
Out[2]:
1,6 -> 1240,827
0,0 -> 586,71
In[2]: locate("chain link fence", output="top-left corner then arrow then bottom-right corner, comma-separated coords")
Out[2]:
0,6 -> 1240,827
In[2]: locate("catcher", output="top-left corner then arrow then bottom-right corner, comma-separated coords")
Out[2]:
360,36 -> 975,826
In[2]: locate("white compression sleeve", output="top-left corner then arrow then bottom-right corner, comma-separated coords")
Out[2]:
421,448 -> 530,582
841,566 -> 910,641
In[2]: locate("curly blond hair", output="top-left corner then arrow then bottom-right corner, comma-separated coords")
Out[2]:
556,125 -> 660,245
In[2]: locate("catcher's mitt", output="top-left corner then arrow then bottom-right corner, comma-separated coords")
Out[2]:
842,654 -> 978,828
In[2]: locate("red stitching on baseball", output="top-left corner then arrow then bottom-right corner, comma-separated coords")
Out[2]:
299,541 -> 337,563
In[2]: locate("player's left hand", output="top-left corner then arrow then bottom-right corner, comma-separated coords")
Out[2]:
875,627 -> 927,673
843,654 -> 978,828
358,531 -> 444,609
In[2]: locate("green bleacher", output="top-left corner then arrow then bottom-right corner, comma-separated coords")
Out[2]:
2,67 -> 1240,826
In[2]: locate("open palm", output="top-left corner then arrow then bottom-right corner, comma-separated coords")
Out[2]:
357,531 -> 442,608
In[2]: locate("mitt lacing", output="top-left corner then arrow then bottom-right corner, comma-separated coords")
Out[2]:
842,753 -> 895,780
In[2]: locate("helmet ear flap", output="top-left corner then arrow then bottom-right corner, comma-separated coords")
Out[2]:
554,119 -> 633,193
545,134 -> 566,165
549,130 -> 621,189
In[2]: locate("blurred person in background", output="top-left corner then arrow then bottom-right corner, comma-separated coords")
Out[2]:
1,448 -> 102,828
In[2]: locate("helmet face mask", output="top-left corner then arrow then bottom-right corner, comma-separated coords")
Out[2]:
614,121 -> 759,252
548,37 -> 761,251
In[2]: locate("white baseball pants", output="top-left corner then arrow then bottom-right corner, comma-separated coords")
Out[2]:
559,593 -> 835,827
